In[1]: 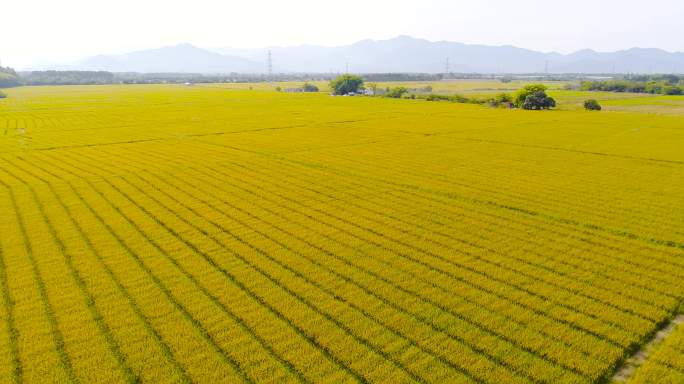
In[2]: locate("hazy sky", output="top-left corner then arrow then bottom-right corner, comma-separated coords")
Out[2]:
3,0 -> 682,68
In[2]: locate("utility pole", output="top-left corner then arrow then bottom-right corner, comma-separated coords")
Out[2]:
267,50 -> 273,81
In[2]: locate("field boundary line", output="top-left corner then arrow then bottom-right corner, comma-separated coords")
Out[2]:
458,137 -> 684,165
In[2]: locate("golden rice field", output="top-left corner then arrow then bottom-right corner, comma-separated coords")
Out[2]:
0,84 -> 683,383
629,317 -> 684,383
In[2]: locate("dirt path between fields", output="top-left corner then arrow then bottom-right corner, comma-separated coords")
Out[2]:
612,313 -> 684,382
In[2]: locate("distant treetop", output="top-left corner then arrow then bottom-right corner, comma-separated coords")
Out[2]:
329,74 -> 364,95
514,84 -> 555,110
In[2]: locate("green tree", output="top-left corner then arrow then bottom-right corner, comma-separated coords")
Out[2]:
644,82 -> 663,94
583,99 -> 602,111
663,86 -> 683,95
514,84 -> 548,107
302,83 -> 319,92
367,82 -> 379,95
522,91 -> 556,110
0,90 -> 6,99
329,74 -> 364,95
494,93 -> 512,104
385,87 -> 409,98
515,84 -> 555,110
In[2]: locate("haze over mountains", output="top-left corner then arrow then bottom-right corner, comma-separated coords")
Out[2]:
32,36 -> 684,74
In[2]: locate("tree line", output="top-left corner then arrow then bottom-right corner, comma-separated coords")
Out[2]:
1,70 -> 339,87
329,75 -> 557,110
580,75 -> 684,95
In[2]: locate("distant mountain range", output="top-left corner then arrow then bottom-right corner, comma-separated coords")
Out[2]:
29,36 -> 684,74
42,44 -> 257,73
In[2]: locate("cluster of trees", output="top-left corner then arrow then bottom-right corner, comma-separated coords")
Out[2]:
514,84 -> 556,110
421,84 -> 556,110
326,75 -> 556,111
0,66 -> 17,76
20,71 -> 116,85
423,85 -> 555,109
9,70 -> 341,87
360,73 -> 496,82
276,82 -> 320,93
0,67 -> 20,88
423,93 -> 512,107
385,87 -> 409,98
302,83 -> 319,92
329,74 -> 365,95
331,80 -> 433,99
584,99 -> 602,111
581,78 -> 684,95
627,74 -> 683,83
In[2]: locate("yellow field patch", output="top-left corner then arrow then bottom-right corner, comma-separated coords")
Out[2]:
0,84 -> 683,383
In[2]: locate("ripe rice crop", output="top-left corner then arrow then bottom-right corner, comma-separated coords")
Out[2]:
0,84 -> 683,383
629,318 -> 684,383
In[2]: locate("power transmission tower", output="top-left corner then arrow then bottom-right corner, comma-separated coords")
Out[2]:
544,60 -> 548,75
345,61 -> 349,73
267,50 -> 273,80
445,57 -> 450,77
